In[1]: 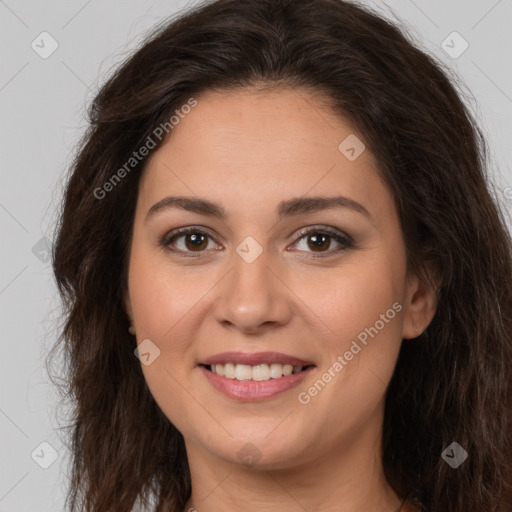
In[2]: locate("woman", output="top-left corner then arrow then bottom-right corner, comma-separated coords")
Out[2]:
50,0 -> 512,511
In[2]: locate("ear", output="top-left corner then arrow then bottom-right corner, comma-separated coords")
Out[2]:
402,266 -> 439,340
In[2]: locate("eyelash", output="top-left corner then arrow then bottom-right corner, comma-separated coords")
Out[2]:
160,225 -> 355,258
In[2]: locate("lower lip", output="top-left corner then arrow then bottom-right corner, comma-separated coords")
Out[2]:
199,365 -> 315,401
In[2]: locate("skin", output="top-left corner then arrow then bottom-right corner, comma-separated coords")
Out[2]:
124,86 -> 437,512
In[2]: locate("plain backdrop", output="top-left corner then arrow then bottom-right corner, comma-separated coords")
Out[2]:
1,0 -> 511,510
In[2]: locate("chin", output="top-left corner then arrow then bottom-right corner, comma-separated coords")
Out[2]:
204,432 -> 311,471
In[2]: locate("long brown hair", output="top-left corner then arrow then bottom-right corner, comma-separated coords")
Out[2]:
50,0 -> 512,510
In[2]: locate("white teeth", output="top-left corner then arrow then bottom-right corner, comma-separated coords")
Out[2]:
235,364 -> 253,381
252,364 -> 270,381
208,363 -> 304,381
224,363 -> 236,379
269,363 -> 283,378
282,364 -> 293,376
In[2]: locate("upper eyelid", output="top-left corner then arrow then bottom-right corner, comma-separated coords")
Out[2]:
293,225 -> 352,240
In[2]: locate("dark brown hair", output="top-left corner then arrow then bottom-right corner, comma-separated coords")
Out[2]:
50,0 -> 512,511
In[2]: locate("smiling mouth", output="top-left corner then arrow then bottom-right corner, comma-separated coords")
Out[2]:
201,363 -> 314,382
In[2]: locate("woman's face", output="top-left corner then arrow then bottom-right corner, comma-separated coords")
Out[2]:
125,87 -> 434,470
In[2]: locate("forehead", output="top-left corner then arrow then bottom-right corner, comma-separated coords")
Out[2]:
147,86 -> 367,170
138,87 -> 393,223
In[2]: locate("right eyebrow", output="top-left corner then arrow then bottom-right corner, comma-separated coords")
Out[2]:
146,196 -> 227,222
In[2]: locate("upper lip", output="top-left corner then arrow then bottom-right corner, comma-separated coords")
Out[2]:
199,351 -> 315,367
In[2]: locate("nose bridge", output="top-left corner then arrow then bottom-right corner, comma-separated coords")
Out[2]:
232,239 -> 271,293
212,235 -> 292,331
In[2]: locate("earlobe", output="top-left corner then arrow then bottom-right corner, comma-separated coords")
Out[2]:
124,292 -> 137,335
402,269 -> 439,340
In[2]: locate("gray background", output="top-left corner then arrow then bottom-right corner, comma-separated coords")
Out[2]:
1,0 -> 511,510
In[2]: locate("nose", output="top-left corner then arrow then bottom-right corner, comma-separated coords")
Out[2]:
212,244 -> 293,334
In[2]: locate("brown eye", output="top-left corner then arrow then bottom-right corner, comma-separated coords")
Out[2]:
162,227 -> 218,255
291,227 -> 354,256
305,233 -> 332,252
182,232 -> 208,251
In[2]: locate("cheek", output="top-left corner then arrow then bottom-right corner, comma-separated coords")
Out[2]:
291,250 -> 406,411
293,260 -> 405,429
128,244 -> 199,342
127,248 -> 203,432
298,259 -> 404,345
127,249 -> 203,405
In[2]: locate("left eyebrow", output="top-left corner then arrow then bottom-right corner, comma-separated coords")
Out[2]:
145,194 -> 372,223
276,195 -> 371,220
